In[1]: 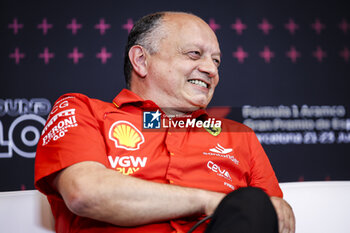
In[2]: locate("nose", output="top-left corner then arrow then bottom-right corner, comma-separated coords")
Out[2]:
198,56 -> 218,78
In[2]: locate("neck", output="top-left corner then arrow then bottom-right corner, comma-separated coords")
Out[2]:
160,107 -> 195,117
130,89 -> 199,117
130,78 -> 202,117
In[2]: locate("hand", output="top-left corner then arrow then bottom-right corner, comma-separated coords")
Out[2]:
270,196 -> 295,233
203,191 -> 226,216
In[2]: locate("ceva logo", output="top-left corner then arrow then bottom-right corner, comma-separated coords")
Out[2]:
207,161 -> 232,181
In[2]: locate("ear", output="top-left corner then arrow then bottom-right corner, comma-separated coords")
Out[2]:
128,45 -> 148,78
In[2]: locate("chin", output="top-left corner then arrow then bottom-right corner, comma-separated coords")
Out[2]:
184,95 -> 210,109
195,97 -> 210,108
190,100 -> 209,109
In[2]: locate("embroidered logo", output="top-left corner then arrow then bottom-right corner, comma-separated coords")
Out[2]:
42,108 -> 78,146
207,161 -> 232,181
204,125 -> 221,136
108,155 -> 148,175
209,143 -> 232,154
203,144 -> 239,165
109,121 -> 145,151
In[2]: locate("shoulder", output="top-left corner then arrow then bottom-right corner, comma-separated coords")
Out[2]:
47,93 -> 118,123
218,117 -> 254,133
52,93 -> 114,113
54,93 -> 105,105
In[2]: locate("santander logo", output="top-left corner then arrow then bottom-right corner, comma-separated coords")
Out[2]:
209,143 -> 233,154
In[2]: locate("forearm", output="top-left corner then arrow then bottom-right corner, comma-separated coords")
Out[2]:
55,161 -> 224,226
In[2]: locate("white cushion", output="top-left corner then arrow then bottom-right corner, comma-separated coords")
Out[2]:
1,181 -> 350,233
0,190 -> 54,233
280,181 -> 350,233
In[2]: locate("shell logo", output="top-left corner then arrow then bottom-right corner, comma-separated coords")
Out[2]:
109,121 -> 145,151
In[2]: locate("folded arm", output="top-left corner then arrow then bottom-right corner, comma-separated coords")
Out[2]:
54,161 -> 225,226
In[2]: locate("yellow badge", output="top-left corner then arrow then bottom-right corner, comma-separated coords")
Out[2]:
109,121 -> 145,150
205,126 -> 222,136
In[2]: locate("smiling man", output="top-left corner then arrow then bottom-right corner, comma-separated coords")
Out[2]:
129,13 -> 220,115
35,12 -> 295,233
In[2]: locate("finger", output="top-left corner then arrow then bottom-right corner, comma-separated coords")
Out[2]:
278,221 -> 283,233
284,203 -> 295,233
280,201 -> 294,233
289,207 -> 296,233
278,212 -> 284,233
272,199 -> 284,233
286,202 -> 295,233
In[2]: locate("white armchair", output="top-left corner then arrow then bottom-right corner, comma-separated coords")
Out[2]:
0,189 -> 54,233
1,181 -> 350,233
280,181 -> 350,233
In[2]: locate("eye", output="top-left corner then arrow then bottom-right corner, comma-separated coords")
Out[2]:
213,58 -> 221,67
188,51 -> 201,59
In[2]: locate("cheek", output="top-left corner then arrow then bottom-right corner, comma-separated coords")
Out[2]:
213,75 -> 220,87
174,59 -> 196,74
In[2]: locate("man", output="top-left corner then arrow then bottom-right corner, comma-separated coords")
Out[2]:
35,11 -> 295,233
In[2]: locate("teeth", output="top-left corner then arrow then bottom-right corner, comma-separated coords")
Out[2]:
188,80 -> 208,88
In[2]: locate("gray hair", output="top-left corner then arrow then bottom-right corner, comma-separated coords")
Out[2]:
123,12 -> 166,89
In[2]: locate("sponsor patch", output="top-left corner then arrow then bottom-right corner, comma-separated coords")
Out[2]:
205,125 -> 221,136
209,143 -> 232,154
109,121 -> 145,151
224,182 -> 235,190
207,161 -> 232,181
42,108 -> 78,146
108,155 -> 147,175
203,143 -> 239,165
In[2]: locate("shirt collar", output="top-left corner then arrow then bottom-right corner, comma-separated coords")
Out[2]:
113,89 -> 208,119
113,89 -> 151,108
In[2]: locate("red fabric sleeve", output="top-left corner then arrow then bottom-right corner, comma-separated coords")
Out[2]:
247,131 -> 283,197
34,94 -> 107,195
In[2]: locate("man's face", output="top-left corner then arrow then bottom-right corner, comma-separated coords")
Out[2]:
145,14 -> 221,114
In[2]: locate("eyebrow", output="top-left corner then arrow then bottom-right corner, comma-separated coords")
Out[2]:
181,43 -> 222,57
212,51 -> 222,57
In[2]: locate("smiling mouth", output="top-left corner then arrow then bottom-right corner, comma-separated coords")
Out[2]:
188,79 -> 209,88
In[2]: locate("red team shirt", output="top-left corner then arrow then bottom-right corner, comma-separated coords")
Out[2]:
35,89 -> 282,233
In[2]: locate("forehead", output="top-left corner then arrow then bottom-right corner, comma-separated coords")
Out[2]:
161,14 -> 221,54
